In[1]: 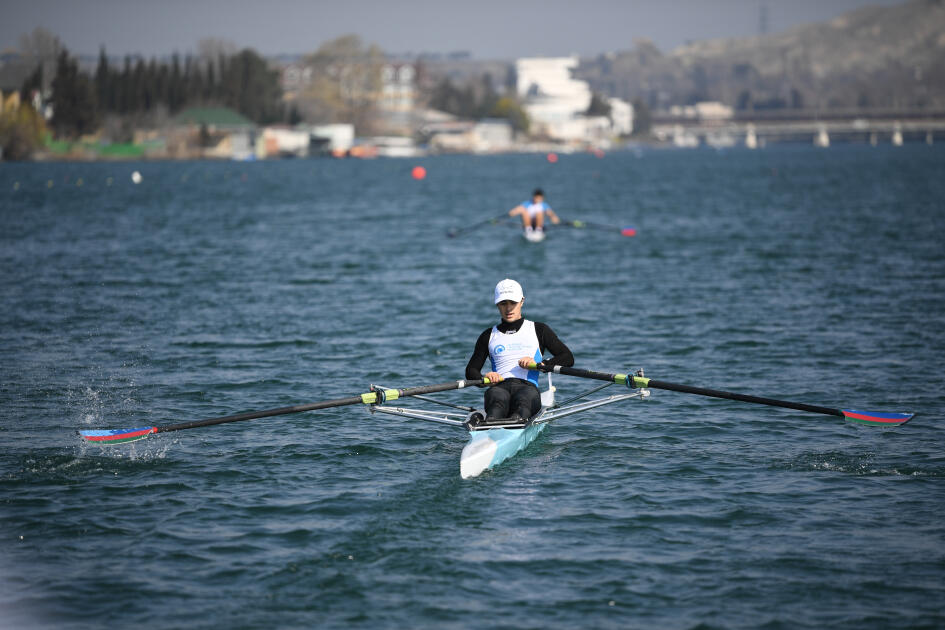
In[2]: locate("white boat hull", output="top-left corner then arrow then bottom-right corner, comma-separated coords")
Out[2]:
459,422 -> 547,479
523,228 -> 546,242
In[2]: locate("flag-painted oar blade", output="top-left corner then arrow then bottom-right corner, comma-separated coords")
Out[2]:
80,427 -> 157,444
841,409 -> 914,426
620,227 -> 637,237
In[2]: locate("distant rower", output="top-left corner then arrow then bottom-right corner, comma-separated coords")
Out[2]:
508,188 -> 561,237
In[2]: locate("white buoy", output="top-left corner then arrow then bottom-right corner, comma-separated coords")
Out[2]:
131,171 -> 142,184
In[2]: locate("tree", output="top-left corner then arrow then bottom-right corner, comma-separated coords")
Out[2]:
490,97 -> 529,133
1,102 -> 48,160
629,99 -> 652,137
18,27 -> 61,96
50,49 -> 99,138
298,35 -> 384,131
219,49 -> 284,124
94,47 -> 110,111
586,93 -> 612,117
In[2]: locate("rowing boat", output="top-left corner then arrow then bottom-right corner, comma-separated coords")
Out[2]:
78,364 -> 914,478
370,373 -> 649,478
523,227 -> 547,243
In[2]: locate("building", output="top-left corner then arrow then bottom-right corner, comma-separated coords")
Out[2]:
516,56 -> 591,141
378,63 -> 417,134
260,126 -> 311,158
516,56 -> 631,143
309,123 -> 354,156
608,98 -> 634,136
170,107 -> 256,160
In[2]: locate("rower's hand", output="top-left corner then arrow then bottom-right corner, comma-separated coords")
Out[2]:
484,371 -> 503,384
519,359 -> 550,372
551,216 -> 560,225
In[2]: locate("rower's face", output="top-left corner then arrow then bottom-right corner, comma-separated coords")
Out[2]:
496,299 -> 523,322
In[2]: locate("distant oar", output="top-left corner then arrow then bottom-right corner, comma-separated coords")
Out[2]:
531,364 -> 914,426
79,378 -> 490,444
447,214 -> 508,238
559,220 -> 637,237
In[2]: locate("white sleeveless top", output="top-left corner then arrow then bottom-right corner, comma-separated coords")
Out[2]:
523,200 -> 550,217
488,319 -> 542,386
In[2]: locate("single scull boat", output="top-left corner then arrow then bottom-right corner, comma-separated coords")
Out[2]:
79,364 -> 914,478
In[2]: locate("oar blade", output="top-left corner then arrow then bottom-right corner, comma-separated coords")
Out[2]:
79,426 -> 157,444
620,227 -> 637,237
841,409 -> 914,426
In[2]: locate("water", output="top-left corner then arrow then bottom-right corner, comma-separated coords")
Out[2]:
2,146 -> 944,629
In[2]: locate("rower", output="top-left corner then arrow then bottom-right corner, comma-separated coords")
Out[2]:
508,188 -> 561,237
465,279 -> 574,422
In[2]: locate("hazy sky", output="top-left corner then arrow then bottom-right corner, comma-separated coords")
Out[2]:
1,0 -> 908,59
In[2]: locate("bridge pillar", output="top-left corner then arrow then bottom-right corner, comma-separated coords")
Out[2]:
926,131 -> 933,145
892,122 -> 903,146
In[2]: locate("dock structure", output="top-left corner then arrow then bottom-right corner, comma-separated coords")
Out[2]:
651,107 -> 945,147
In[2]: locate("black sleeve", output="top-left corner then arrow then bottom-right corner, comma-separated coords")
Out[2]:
534,322 -> 574,368
465,328 -> 493,380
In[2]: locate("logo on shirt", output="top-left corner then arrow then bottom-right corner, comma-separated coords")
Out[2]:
494,344 -> 506,354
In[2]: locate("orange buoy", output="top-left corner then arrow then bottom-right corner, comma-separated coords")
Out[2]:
546,153 -> 558,163
412,166 -> 427,180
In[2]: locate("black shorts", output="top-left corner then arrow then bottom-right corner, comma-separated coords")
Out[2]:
484,378 -> 541,420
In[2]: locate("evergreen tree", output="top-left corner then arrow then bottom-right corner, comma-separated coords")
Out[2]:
95,47 -> 110,111
50,49 -> 98,138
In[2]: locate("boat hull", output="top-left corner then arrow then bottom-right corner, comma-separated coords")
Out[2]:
459,422 -> 547,478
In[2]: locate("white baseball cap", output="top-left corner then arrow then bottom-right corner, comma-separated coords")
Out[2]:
494,279 -> 524,304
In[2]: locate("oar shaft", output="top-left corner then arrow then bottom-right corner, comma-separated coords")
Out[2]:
642,379 -> 843,417
158,379 -> 487,433
447,214 -> 506,237
546,365 -> 843,417
158,396 -> 365,433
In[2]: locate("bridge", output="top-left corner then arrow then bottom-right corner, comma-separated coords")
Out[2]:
650,108 -> 945,148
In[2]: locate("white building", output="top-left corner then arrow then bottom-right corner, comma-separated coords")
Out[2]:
516,56 -> 631,143
473,119 -> 514,153
516,57 -> 591,140
261,126 -> 311,158
608,98 -> 634,136
310,124 -> 355,156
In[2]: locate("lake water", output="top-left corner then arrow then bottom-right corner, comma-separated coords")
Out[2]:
2,145 -> 944,629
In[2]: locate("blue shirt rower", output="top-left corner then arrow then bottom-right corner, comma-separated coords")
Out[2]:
465,279 -> 574,422
508,189 -> 561,236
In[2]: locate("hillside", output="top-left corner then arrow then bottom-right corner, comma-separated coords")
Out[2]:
577,0 -> 945,111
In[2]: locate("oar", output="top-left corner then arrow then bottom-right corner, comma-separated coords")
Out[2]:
529,364 -> 914,426
79,378 -> 490,444
447,214 -> 508,238
559,220 -> 637,237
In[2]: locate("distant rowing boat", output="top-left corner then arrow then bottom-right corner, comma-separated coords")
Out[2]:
447,216 -> 638,240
